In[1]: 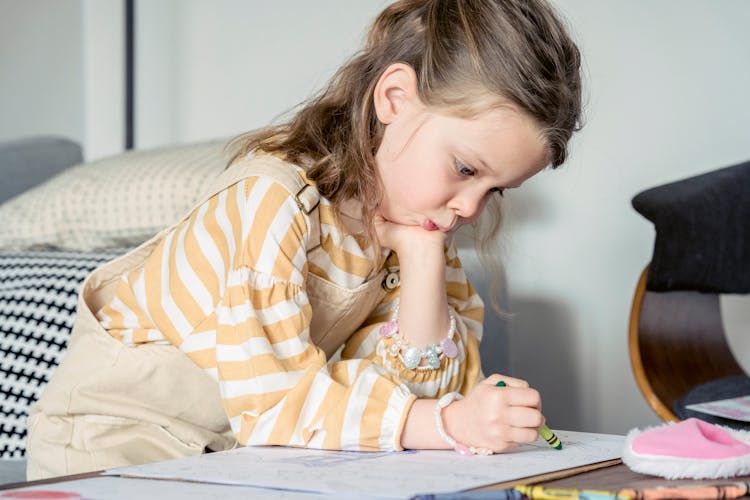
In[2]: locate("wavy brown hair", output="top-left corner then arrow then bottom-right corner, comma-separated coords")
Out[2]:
228,0 -> 582,305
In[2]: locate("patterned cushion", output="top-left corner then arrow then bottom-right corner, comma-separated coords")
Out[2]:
0,249 -> 127,458
0,139 -> 228,251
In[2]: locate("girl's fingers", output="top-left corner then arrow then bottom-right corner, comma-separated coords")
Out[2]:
503,387 -> 541,409
484,383 -> 540,410
486,414 -> 542,447
484,425 -> 538,451
483,374 -> 529,388
504,425 -> 539,445
503,406 -> 545,429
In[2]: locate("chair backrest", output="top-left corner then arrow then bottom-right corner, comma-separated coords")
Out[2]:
629,265 -> 746,421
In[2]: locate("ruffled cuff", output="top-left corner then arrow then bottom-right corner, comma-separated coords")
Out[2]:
381,381 -> 417,451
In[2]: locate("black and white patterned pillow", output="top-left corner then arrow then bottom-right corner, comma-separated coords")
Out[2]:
0,249 -> 127,458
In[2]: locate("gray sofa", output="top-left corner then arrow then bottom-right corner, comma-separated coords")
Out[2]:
0,137 -> 83,204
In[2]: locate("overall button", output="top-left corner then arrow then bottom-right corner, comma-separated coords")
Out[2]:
382,271 -> 400,290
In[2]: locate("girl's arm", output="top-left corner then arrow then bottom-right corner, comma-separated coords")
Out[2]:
373,216 -> 453,355
375,217 -> 545,453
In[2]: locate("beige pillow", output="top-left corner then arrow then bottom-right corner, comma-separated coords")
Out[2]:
0,139 -> 229,250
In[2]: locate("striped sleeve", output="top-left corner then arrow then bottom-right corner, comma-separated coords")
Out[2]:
340,240 -> 485,398
102,175 -> 416,451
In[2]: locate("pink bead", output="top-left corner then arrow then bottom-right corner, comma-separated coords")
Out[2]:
441,337 -> 458,358
454,442 -> 472,456
379,321 -> 398,338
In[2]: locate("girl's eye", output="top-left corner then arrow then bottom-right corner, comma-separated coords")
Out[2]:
489,187 -> 505,197
455,160 -> 475,176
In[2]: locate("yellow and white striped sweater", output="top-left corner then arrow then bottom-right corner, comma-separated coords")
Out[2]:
96,169 -> 485,451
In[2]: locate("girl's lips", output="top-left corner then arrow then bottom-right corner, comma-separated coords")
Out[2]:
422,220 -> 439,231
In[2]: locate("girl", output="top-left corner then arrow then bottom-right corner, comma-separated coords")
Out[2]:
27,0 -> 582,479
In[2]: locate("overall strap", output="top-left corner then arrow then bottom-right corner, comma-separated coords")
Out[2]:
199,154 -> 320,216
209,154 -> 322,251
84,155 -> 321,292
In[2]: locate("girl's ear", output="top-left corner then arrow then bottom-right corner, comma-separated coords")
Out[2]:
373,63 -> 422,125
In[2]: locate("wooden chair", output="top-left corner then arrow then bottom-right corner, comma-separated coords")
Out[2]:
628,265 -> 747,421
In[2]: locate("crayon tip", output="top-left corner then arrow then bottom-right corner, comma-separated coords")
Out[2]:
539,424 -> 563,450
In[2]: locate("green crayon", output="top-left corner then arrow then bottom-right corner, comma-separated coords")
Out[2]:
495,381 -> 563,450
539,424 -> 562,450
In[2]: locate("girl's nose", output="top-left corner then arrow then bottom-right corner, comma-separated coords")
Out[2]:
452,190 -> 484,221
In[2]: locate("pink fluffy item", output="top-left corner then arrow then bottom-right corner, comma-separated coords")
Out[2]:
622,418 -> 750,479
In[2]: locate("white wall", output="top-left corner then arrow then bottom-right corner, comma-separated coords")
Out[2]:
0,0 -> 84,145
2,0 -> 749,435
134,0 -> 390,148
81,0 -> 125,160
0,0 -> 124,161
506,0 -> 750,433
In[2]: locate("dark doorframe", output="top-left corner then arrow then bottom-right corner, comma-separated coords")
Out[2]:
125,0 -> 135,150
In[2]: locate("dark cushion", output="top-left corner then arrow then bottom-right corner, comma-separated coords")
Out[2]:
632,160 -> 750,293
673,375 -> 750,431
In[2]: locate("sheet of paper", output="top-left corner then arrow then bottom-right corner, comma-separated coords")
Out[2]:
685,395 -> 750,422
4,476 -> 343,500
107,430 -> 624,499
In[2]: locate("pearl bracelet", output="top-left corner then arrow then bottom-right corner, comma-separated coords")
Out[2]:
435,392 -> 493,456
378,305 -> 459,370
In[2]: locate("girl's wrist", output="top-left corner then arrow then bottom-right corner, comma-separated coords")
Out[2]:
385,224 -> 447,258
442,395 -> 467,445
396,239 -> 445,269
374,216 -> 447,256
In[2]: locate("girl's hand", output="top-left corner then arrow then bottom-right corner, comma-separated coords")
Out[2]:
373,214 -> 447,257
443,374 -> 545,453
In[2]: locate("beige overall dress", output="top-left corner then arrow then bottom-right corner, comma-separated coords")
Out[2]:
26,155 -> 391,480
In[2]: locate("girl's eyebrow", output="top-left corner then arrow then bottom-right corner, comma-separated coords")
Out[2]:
474,155 -> 493,175
470,151 -> 526,190
462,144 -> 496,175
461,141 -> 523,188
459,145 -> 490,172
465,150 -> 505,186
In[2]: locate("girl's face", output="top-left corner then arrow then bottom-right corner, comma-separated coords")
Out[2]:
375,106 -> 549,232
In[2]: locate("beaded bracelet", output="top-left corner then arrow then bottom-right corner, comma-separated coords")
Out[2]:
378,305 -> 459,370
434,392 -> 493,456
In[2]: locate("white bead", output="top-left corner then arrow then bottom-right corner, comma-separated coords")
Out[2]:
402,346 -> 422,369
